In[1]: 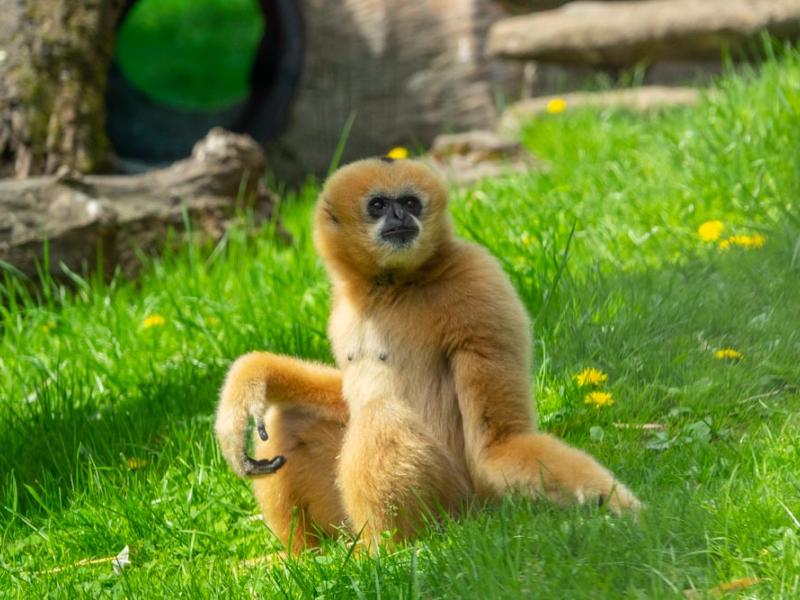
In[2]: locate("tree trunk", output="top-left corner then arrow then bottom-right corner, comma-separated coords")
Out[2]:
0,0 -> 123,178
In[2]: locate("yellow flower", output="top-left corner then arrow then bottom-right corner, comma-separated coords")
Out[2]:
714,348 -> 743,360
521,232 -> 533,247
386,146 -> 409,160
698,220 -> 724,242
584,391 -> 614,408
546,98 -> 567,114
142,314 -> 166,329
719,233 -> 766,250
41,322 -> 56,334
127,457 -> 147,470
575,367 -> 608,387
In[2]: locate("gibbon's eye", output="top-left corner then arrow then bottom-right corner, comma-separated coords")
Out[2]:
367,196 -> 390,219
398,195 -> 423,217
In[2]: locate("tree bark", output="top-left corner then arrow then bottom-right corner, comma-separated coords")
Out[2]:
0,0 -> 124,178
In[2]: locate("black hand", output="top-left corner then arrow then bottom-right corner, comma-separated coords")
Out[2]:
242,454 -> 286,477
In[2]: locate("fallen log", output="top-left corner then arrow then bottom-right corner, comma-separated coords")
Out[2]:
426,130 -> 544,185
499,86 -> 704,135
487,0 -> 800,67
0,128 -> 286,282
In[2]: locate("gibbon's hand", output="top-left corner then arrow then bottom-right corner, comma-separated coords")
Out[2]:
241,418 -> 286,477
215,353 -> 285,478
215,352 -> 345,479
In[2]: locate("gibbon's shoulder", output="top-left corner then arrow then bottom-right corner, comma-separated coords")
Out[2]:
445,238 -> 511,287
434,238 -> 529,324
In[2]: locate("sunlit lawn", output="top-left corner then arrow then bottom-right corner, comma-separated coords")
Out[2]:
1,48 -> 799,598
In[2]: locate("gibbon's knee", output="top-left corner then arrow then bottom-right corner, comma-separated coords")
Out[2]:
480,433 -> 640,515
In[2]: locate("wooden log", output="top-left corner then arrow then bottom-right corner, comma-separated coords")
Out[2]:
0,128 -> 285,282
487,0 -> 800,67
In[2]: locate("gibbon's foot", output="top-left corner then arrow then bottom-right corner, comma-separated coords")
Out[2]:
243,454 -> 286,477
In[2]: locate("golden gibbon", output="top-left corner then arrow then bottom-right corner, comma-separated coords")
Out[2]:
215,157 -> 640,553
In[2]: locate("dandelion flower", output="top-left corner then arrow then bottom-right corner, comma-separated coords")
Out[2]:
386,146 -> 409,160
521,232 -> 533,247
714,348 -> 743,360
719,233 -> 766,250
546,98 -> 567,114
698,220 -> 724,242
584,391 -> 614,408
127,457 -> 147,470
142,314 -> 166,329
576,367 -> 608,387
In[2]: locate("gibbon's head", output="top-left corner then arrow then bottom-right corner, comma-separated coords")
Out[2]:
314,158 -> 451,281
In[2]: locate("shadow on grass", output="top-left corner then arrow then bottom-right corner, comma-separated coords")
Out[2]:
0,363 -> 224,517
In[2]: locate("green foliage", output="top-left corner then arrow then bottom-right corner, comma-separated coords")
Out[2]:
115,0 -> 264,110
2,49 -> 800,598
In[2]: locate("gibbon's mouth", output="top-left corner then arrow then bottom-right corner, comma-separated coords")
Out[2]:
380,226 -> 419,246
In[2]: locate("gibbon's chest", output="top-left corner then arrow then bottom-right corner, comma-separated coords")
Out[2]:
328,298 -> 451,414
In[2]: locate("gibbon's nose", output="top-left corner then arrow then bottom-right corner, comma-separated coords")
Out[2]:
390,202 -> 404,220
380,212 -> 419,246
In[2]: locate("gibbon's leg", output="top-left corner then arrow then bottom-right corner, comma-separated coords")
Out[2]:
215,351 -> 347,478
337,400 -> 472,551
252,407 -> 346,554
453,352 -> 640,514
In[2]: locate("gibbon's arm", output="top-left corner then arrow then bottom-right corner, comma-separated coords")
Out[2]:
451,336 -> 640,513
215,352 -> 346,478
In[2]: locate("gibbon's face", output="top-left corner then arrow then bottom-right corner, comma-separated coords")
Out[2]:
314,158 -> 451,278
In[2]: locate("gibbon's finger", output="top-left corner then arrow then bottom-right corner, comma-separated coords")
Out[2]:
243,454 -> 286,477
257,418 -> 269,441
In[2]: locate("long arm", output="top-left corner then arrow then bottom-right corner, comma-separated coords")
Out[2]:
444,249 -> 640,513
452,348 -> 639,514
215,351 -> 347,478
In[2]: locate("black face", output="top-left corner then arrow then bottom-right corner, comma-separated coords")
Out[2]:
367,194 -> 422,246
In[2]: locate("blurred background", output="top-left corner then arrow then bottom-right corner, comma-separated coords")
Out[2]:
2,0 -> 798,182
104,0 -> 799,177
2,0 -> 799,280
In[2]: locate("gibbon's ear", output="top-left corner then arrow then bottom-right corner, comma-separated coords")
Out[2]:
320,196 -> 341,226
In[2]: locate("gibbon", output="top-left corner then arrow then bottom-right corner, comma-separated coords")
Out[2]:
215,157 -> 640,553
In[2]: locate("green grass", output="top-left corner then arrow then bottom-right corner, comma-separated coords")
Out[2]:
115,0 -> 264,110
3,49 -> 800,598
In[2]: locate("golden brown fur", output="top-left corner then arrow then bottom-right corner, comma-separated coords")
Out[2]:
215,158 -> 640,553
